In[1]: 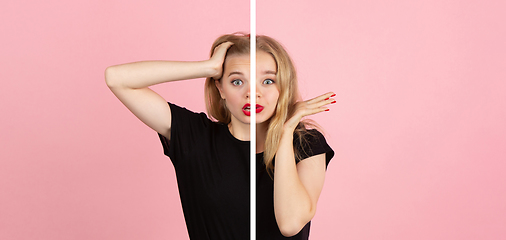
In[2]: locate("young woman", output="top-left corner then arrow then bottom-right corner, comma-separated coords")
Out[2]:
105,33 -> 335,240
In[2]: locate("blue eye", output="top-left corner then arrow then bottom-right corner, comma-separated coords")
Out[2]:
263,79 -> 274,85
231,79 -> 243,86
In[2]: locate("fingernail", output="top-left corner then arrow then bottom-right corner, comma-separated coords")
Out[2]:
325,98 -> 329,100
325,109 -> 330,111
331,100 -> 336,104
331,94 -> 336,97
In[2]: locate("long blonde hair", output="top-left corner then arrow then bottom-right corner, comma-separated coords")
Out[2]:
204,33 -> 315,177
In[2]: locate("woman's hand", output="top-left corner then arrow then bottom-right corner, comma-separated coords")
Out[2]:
283,92 -> 336,132
208,41 -> 234,80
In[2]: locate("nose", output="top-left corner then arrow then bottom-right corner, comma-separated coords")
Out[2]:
246,84 -> 262,99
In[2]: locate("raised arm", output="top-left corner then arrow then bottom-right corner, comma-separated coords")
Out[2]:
273,92 -> 335,237
104,42 -> 233,139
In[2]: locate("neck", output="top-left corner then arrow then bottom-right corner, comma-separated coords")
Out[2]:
228,121 -> 269,153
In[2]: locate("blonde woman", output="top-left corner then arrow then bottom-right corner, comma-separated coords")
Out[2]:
105,33 -> 335,240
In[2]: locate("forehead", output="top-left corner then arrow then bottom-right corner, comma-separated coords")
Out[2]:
224,51 -> 277,74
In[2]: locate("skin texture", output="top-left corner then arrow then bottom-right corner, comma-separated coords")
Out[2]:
215,51 -> 280,146
105,41 -> 336,237
215,50 -> 336,237
274,92 -> 335,236
105,42 -> 233,140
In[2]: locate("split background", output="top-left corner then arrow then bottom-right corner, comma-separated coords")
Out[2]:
1,0 -> 505,239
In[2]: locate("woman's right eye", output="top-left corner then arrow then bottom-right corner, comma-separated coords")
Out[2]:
231,79 -> 243,86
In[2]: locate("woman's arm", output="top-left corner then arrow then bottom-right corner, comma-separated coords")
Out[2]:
104,42 -> 233,139
273,92 -> 335,237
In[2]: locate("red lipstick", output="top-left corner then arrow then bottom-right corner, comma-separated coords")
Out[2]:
242,104 -> 264,116
242,103 -> 251,116
255,104 -> 264,113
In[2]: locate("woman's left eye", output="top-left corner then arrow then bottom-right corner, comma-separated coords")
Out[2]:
263,79 -> 274,85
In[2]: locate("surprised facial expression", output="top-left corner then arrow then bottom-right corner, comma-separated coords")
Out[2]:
215,51 -> 280,127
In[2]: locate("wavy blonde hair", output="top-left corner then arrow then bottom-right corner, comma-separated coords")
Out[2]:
204,33 -> 315,177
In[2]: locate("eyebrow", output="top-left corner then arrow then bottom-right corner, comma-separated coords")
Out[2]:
228,70 -> 277,77
263,70 -> 277,75
228,71 -> 244,77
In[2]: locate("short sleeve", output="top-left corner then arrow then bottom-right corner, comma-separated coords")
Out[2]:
158,102 -> 212,166
294,129 -> 335,168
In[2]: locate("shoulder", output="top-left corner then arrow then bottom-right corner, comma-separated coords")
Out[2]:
168,102 -> 214,128
168,102 -> 209,120
159,102 -> 223,164
293,128 -> 335,167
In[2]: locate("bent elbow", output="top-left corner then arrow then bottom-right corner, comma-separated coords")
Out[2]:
277,209 -> 316,237
104,66 -> 119,88
278,221 -> 306,237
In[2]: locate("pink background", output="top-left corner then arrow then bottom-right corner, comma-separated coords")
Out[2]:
1,0 -> 505,240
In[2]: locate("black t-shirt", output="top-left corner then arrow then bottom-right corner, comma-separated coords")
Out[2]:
159,103 -> 334,240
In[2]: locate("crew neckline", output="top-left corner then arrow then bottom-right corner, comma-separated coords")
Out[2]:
222,123 -> 249,144
221,124 -> 264,155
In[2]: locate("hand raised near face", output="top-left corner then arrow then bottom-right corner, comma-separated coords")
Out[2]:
208,41 -> 234,80
283,92 -> 336,132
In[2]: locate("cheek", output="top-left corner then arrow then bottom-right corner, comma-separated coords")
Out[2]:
269,89 -> 280,103
224,89 -> 243,107
267,93 -> 280,111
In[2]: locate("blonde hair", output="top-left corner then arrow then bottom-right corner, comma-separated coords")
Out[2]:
204,33 -> 316,177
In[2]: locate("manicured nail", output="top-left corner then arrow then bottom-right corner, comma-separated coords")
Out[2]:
330,94 -> 336,97
325,109 -> 330,111
325,98 -> 329,100
331,100 -> 336,104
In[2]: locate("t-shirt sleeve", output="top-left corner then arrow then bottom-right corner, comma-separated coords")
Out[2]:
158,102 -> 211,166
294,129 -> 335,168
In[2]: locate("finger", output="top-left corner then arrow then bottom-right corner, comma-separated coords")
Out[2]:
306,92 -> 335,104
305,95 -> 336,109
214,41 -> 234,54
300,106 -> 331,118
211,43 -> 234,62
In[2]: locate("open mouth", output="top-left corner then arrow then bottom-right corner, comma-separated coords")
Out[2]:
242,104 -> 264,116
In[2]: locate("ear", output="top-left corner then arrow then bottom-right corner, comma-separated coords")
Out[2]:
215,80 -> 226,99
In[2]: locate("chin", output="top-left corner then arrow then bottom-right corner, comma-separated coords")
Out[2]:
255,115 -> 273,125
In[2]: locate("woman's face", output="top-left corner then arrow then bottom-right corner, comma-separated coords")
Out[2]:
216,51 -> 280,127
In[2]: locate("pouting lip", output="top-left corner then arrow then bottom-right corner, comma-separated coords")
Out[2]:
242,103 -> 264,110
242,104 -> 265,116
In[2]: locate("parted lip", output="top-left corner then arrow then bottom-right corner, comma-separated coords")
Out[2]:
242,103 -> 264,115
243,103 -> 264,110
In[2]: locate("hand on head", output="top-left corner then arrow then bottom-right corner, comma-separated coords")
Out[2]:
209,41 -> 234,80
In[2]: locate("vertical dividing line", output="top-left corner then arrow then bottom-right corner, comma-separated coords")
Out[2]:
250,0 -> 256,239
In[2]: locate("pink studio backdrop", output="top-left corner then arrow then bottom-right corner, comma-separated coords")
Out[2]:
1,1 -> 505,240
0,1 -> 248,240
257,0 -> 506,240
